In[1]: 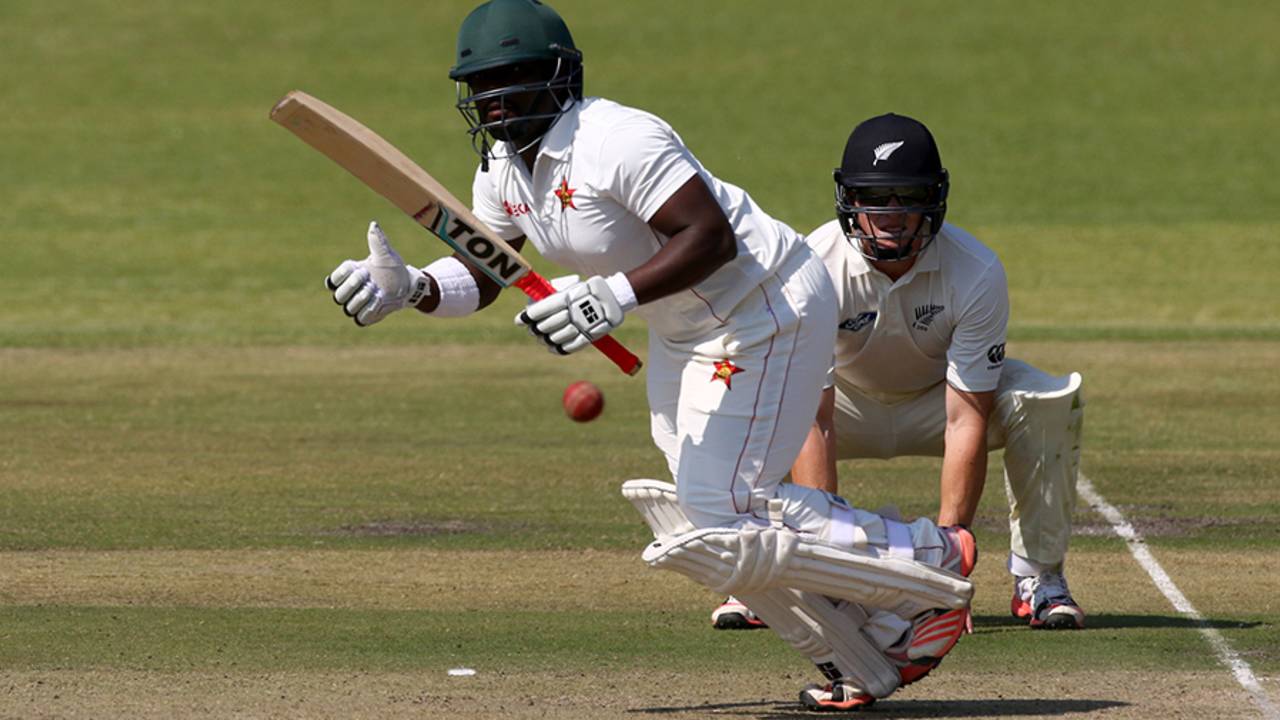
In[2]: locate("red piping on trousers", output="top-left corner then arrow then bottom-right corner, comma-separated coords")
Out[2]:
759,277 -> 802,483
727,283 -> 782,514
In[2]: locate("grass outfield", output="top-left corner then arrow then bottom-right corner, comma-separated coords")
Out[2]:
2,1 -> 1278,718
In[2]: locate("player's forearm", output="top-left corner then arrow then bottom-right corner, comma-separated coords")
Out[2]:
938,420 -> 987,527
790,387 -> 838,493
411,237 -> 527,314
410,255 -> 489,316
791,420 -> 838,493
625,224 -> 737,305
633,174 -> 738,305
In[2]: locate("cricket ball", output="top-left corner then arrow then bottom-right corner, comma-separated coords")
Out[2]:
563,381 -> 604,423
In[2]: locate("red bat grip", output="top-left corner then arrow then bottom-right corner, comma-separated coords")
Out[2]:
515,272 -> 643,376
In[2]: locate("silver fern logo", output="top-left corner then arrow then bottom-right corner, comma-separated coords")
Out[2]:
873,141 -> 905,166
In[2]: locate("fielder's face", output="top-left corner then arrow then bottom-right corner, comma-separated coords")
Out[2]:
853,192 -> 927,259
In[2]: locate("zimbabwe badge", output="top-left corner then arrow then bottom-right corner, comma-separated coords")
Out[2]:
711,359 -> 744,389
553,178 -> 577,211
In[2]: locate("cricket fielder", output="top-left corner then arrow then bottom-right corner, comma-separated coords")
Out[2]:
322,1 -> 975,710
713,114 -> 1084,634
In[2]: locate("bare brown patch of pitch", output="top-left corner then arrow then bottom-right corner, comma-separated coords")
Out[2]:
0,668 -> 1264,720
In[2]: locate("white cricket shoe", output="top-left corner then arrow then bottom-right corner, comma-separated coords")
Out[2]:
799,680 -> 876,712
1012,570 -> 1085,629
711,596 -> 767,630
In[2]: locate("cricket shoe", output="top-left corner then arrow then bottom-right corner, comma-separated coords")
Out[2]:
711,596 -> 767,630
892,606 -> 971,687
798,681 -> 876,712
1012,571 -> 1085,629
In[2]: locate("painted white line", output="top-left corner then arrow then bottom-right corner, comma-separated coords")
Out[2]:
1078,474 -> 1278,719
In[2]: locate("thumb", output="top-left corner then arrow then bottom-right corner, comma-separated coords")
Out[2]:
366,220 -> 403,264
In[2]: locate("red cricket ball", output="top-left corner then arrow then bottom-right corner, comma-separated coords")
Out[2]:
562,380 -> 604,423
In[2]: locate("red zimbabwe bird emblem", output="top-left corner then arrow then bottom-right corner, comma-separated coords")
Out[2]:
553,178 -> 577,211
711,360 -> 744,389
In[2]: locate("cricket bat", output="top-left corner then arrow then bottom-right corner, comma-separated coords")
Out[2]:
269,90 -> 643,376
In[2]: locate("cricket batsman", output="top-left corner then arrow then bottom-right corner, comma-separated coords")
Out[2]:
322,1 -> 976,710
715,114 -> 1085,636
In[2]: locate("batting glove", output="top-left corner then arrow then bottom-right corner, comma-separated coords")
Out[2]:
516,274 -> 636,355
326,221 -> 430,327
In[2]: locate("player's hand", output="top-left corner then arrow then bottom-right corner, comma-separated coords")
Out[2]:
516,275 -> 629,355
325,221 -> 430,327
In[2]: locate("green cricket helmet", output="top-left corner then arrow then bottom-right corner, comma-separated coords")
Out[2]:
449,0 -> 583,163
834,113 -> 949,262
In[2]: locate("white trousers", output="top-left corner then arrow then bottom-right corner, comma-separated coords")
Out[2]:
831,359 -> 1085,572
647,246 -> 837,529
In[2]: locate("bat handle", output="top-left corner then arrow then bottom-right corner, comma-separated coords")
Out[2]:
515,272 -> 644,376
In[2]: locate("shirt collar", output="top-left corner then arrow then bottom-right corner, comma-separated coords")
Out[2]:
848,231 -> 941,282
909,235 -> 941,275
536,98 -> 583,162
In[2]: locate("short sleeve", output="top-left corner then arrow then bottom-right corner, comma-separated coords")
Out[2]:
804,220 -> 853,334
598,117 -> 700,222
946,260 -> 1009,393
470,164 -> 524,241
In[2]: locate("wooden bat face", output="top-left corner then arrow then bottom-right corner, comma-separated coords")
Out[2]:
269,90 -> 531,288
270,90 -> 643,375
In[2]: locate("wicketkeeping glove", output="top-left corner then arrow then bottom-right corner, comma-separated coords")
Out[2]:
326,221 -> 430,327
516,274 -> 635,355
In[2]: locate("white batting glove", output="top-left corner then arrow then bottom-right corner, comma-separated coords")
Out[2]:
325,221 -> 430,327
547,274 -> 581,292
516,274 -> 636,355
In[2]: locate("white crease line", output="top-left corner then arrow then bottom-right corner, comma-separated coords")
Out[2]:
1078,473 -> 1278,719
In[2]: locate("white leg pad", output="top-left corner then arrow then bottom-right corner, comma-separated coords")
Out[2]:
621,479 -> 692,538
621,480 -> 901,696
642,523 -> 972,619
740,589 -> 902,698
995,361 -> 1086,567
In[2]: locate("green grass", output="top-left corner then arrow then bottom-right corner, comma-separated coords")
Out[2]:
0,605 -> 1238,674
2,1 -> 1278,349
1,0 -> 1278,714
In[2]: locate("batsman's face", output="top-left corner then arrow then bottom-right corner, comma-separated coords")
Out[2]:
464,63 -> 558,143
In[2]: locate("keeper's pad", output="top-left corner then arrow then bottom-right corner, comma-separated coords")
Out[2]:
642,511 -> 972,619
995,360 -> 1085,567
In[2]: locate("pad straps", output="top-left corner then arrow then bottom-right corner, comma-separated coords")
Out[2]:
884,519 -> 916,562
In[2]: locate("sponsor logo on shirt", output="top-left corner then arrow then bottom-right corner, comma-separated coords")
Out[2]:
503,200 -> 531,218
987,342 -> 1006,368
839,311 -> 877,333
711,359 -> 744,389
912,304 -> 945,331
553,178 -> 577,211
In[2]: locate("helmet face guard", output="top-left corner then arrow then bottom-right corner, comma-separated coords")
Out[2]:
832,113 -> 949,263
454,52 -> 582,162
834,175 -> 949,262
449,0 -> 583,166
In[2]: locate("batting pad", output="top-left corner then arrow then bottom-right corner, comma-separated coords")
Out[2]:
742,588 -> 902,698
621,479 -> 693,538
642,524 -> 972,619
621,482 -> 902,696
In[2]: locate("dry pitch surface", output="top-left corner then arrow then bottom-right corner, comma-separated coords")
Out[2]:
4,547 -> 1276,718
3,669 -> 1266,719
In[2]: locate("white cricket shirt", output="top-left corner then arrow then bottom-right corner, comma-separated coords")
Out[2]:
471,97 -> 803,340
806,219 -> 1009,401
